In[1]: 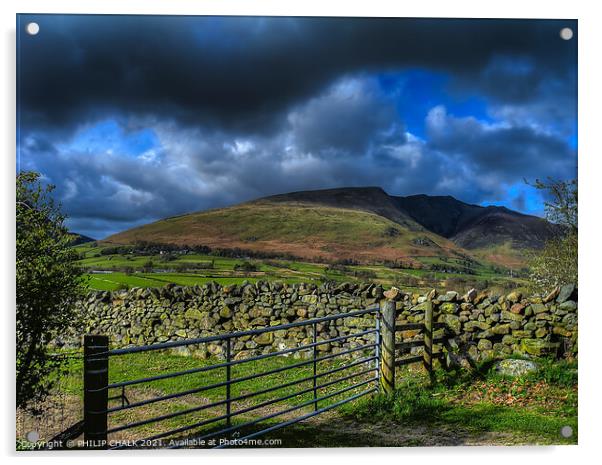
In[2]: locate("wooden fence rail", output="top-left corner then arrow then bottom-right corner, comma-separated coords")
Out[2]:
379,295 -> 449,390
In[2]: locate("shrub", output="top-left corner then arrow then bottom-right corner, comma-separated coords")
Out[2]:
142,260 -> 154,272
234,261 -> 258,272
353,269 -> 377,280
527,178 -> 577,293
16,172 -> 86,413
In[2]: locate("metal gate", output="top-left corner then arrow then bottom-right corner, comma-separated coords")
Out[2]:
81,298 -> 446,449
82,307 -> 381,449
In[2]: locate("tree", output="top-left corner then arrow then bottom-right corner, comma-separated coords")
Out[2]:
142,259 -> 154,272
16,171 -> 85,413
530,178 -> 577,232
528,178 -> 577,293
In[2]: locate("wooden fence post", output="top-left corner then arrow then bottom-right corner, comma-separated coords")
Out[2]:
379,299 -> 396,395
83,334 -> 109,449
423,301 -> 434,382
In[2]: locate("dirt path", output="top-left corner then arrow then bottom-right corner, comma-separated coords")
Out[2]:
17,388 -> 541,449
286,409 -> 539,447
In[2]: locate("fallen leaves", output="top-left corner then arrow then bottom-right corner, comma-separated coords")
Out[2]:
447,377 -> 577,411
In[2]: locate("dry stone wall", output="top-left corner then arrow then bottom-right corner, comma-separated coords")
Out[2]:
78,281 -> 577,362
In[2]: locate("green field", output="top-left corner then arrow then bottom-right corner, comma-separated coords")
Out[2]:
20,352 -> 576,447
75,242 -> 527,293
86,273 -> 312,291
346,357 -> 578,445
33,349 -> 376,446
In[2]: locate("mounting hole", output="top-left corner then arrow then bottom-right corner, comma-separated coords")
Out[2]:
560,27 -> 573,41
560,425 -> 573,438
25,22 -> 39,36
25,430 -> 40,442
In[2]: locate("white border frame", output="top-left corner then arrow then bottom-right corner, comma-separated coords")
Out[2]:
2,2 -> 599,464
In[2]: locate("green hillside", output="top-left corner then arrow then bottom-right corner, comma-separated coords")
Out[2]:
106,201 -> 466,264
89,187 -> 544,293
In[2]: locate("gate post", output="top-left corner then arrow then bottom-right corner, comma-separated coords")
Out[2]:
83,334 -> 109,449
379,299 -> 396,395
423,300 -> 434,382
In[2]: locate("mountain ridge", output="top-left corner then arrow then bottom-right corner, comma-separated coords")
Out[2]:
105,186 -> 560,266
260,186 -> 422,231
256,186 -> 558,250
392,192 -> 560,250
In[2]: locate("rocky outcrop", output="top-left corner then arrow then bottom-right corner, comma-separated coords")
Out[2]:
494,359 -> 539,377
77,282 -> 577,362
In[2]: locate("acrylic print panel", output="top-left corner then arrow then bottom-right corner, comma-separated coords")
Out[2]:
16,15 -> 578,450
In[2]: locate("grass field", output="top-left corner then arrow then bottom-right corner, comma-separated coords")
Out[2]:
18,349 -> 377,447
75,242 -> 526,294
18,353 -> 577,448
345,357 -> 578,446
86,273 -> 311,291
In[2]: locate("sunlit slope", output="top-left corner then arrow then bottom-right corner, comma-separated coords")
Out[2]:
105,186 -> 560,267
106,200 -> 466,263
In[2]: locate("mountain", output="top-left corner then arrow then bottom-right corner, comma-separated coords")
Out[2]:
105,187 -> 466,264
264,187 -> 421,231
105,187 -> 560,266
393,194 -> 561,250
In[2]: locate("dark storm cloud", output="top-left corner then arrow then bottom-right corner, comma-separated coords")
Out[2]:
17,16 -> 577,238
23,74 -> 574,238
289,78 -> 406,155
18,15 -> 577,134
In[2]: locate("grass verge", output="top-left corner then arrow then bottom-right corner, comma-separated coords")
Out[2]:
344,357 -> 578,445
